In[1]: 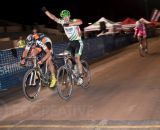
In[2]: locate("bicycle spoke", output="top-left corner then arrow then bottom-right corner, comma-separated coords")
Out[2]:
57,66 -> 73,100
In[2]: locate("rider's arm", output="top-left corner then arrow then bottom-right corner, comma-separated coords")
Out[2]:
42,7 -> 59,23
21,45 -> 30,59
69,19 -> 83,26
20,45 -> 30,65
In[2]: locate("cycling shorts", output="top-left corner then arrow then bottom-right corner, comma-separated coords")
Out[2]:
66,40 -> 83,56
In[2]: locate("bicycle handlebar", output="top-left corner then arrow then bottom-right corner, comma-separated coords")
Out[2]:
25,56 -> 37,60
56,52 -> 72,59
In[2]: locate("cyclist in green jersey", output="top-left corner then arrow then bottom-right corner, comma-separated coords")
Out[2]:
42,7 -> 84,83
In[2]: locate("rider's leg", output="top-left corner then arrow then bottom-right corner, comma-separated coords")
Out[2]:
75,55 -> 83,75
138,36 -> 143,49
47,56 -> 56,74
144,37 -> 148,49
144,39 -> 148,53
75,40 -> 84,77
142,34 -> 148,53
64,43 -> 75,68
47,56 -> 57,88
44,41 -> 57,87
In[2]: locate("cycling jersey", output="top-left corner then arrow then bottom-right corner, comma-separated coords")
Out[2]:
57,19 -> 82,41
57,19 -> 83,56
25,34 -> 52,52
134,21 -> 147,38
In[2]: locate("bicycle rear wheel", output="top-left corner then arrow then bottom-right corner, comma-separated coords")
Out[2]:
80,60 -> 91,89
22,68 -> 41,101
56,66 -> 73,100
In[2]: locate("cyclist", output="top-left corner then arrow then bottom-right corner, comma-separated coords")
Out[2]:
42,7 -> 84,84
134,18 -> 150,52
20,33 -> 57,88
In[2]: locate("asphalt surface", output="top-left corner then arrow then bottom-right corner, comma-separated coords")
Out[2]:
1,37 -> 160,129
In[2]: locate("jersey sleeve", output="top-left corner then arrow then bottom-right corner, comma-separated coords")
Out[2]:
57,19 -> 65,25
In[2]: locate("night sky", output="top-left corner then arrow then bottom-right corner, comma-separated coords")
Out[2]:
0,0 -> 160,28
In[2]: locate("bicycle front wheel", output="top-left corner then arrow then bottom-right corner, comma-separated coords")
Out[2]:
56,66 -> 73,100
80,60 -> 91,89
22,68 -> 41,101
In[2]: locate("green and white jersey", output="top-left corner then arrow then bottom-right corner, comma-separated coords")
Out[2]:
57,19 -> 82,41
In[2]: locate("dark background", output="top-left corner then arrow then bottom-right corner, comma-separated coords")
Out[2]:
0,0 -> 160,28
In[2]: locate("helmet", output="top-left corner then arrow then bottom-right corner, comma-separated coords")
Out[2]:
60,10 -> 70,18
26,34 -> 35,45
33,33 -> 46,40
33,34 -> 40,40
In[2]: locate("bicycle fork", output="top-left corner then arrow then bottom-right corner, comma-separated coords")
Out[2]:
29,71 -> 37,86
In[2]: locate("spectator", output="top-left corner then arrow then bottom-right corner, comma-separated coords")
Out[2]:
17,36 -> 26,48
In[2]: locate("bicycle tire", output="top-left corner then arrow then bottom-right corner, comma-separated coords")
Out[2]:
80,60 -> 91,89
22,68 -> 41,101
56,66 -> 73,100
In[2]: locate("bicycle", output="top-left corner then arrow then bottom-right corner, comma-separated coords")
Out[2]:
56,52 -> 91,100
22,56 -> 57,101
138,36 -> 148,57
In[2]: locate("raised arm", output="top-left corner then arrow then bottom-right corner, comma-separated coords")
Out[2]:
69,19 -> 83,26
41,7 -> 59,23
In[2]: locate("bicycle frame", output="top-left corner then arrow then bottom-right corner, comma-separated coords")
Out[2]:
56,52 -> 91,100
57,53 -> 79,82
26,56 -> 49,86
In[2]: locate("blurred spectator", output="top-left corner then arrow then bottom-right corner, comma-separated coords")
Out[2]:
17,36 -> 26,48
134,18 -> 151,52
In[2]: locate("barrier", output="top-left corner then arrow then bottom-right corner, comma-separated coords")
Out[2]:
0,29 -> 156,90
83,37 -> 105,62
0,48 -> 27,89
